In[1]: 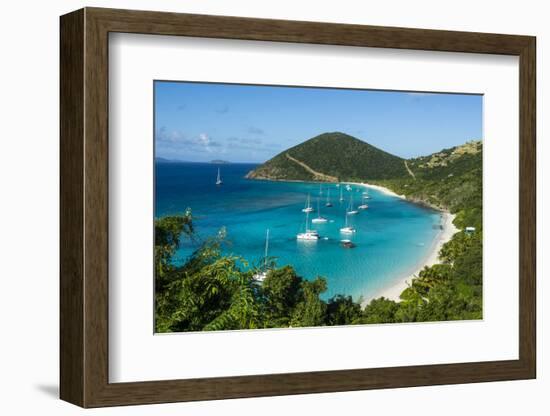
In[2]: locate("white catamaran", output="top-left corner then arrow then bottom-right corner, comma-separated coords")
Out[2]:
340,211 -> 356,234
358,195 -> 369,210
347,195 -> 359,215
253,229 -> 270,282
339,186 -> 344,202
302,193 -> 314,213
312,197 -> 328,223
215,167 -> 223,185
297,210 -> 320,240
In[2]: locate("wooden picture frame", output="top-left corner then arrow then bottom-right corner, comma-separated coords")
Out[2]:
60,7 -> 536,408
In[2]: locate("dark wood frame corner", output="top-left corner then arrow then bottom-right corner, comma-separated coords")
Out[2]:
60,7 -> 536,408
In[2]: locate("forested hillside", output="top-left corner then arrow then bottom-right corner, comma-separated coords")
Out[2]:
374,140 -> 482,229
246,132 -> 409,181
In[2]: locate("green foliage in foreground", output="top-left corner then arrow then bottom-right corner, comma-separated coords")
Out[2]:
155,211 -> 482,332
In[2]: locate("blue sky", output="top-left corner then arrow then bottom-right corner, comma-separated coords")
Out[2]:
155,81 -> 482,163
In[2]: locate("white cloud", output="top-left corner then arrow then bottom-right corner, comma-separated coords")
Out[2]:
156,128 -> 221,153
199,133 -> 214,152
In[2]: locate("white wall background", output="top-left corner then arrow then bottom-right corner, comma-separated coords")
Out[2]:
0,0 -> 546,414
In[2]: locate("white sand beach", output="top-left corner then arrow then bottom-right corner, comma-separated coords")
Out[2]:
351,182 -> 406,199
349,182 -> 459,305
366,211 -> 458,304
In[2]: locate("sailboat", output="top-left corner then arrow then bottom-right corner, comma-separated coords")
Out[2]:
325,188 -> 333,207
347,195 -> 359,215
362,190 -> 371,199
253,229 -> 270,282
340,211 -> 356,234
339,186 -> 344,202
319,184 -> 323,195
297,210 -> 320,240
215,167 -> 223,186
345,184 -> 352,191
358,195 -> 369,210
312,197 -> 328,223
302,194 -> 314,213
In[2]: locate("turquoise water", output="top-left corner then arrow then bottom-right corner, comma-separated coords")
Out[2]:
155,162 -> 442,301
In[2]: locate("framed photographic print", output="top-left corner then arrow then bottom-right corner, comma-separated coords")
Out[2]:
60,7 -> 536,408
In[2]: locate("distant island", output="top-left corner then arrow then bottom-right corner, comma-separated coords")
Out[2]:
155,157 -> 190,164
155,157 -> 233,165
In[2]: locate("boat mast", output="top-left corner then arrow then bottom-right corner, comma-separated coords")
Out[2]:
264,229 -> 269,270
317,197 -> 321,217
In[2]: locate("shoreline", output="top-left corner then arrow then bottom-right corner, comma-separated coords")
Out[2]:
347,181 -> 406,200
347,182 -> 459,305
249,177 -> 408,199
363,210 -> 459,305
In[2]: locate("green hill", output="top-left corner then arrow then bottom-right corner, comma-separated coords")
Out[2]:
246,132 -> 409,182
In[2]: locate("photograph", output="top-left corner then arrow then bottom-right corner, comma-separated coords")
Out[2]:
154,81 -> 483,333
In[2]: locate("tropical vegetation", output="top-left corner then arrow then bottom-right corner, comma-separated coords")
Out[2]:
155,135 -> 483,332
